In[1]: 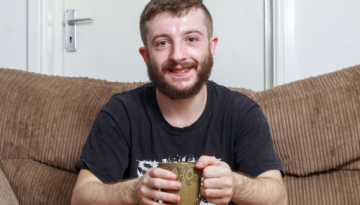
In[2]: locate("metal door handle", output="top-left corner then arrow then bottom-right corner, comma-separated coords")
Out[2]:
67,18 -> 94,25
65,9 -> 95,52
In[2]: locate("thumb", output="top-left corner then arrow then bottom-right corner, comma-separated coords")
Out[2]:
196,156 -> 220,169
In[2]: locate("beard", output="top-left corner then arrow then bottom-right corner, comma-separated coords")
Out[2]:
146,50 -> 213,100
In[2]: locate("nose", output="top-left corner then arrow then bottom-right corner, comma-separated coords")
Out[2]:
169,41 -> 187,63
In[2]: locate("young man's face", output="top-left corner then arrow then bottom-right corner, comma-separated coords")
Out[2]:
140,8 -> 218,100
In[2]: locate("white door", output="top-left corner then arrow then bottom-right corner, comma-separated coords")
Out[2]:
60,0 -> 267,91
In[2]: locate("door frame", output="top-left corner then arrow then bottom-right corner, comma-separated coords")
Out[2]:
264,0 -> 295,88
27,0 -> 63,75
29,0 -> 294,88
273,0 -> 295,86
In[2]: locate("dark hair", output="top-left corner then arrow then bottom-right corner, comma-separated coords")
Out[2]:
140,0 -> 213,47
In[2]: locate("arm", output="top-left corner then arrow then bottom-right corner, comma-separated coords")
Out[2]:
231,170 -> 287,205
71,169 -> 137,205
196,156 -> 287,205
71,168 -> 182,205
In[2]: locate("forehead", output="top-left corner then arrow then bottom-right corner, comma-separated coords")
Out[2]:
146,9 -> 207,39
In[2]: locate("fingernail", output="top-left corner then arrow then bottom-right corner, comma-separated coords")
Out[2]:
173,195 -> 180,201
171,173 -> 177,179
175,182 -> 181,188
197,161 -> 203,167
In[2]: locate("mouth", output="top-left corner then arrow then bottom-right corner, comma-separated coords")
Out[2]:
169,68 -> 191,73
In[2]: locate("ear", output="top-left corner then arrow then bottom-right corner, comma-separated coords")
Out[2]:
208,36 -> 218,57
139,47 -> 149,64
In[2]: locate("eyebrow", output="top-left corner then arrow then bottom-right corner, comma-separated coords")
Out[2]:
151,30 -> 205,43
184,30 -> 204,36
151,34 -> 171,43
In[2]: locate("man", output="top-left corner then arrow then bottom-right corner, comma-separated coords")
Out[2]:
71,0 -> 287,204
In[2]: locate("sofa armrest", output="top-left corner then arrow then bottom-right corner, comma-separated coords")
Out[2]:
0,167 -> 19,205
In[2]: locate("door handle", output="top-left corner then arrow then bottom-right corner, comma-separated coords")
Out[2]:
67,18 -> 94,25
65,9 -> 94,52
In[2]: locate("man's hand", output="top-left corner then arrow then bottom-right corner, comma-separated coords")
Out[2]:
134,167 -> 182,204
196,156 -> 287,205
196,156 -> 236,205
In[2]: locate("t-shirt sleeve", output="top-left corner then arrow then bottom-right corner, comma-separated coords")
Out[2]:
74,110 -> 130,183
234,102 -> 285,178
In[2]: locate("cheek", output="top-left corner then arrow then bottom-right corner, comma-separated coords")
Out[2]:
150,51 -> 169,65
187,45 -> 208,61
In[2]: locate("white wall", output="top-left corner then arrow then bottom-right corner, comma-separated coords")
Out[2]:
0,0 -> 27,71
294,0 -> 360,80
206,0 -> 265,91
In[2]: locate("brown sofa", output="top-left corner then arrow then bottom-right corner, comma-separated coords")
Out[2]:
0,65 -> 359,205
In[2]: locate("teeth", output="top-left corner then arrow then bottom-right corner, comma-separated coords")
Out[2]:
172,68 -> 190,73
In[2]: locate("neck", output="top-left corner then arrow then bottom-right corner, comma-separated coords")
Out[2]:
156,84 -> 207,128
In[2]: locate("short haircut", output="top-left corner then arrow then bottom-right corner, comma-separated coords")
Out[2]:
140,0 -> 213,48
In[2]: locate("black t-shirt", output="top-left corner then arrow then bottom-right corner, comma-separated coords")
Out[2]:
75,81 -> 284,205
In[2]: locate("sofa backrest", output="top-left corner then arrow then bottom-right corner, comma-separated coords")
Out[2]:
0,68 -> 145,172
252,65 -> 360,176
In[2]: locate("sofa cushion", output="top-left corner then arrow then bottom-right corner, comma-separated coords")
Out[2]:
252,65 -> 360,176
0,166 -> 19,205
0,159 -> 77,205
284,170 -> 360,205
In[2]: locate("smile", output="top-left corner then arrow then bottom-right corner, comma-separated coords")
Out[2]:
170,68 -> 190,73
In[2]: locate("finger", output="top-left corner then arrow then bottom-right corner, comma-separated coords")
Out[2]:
200,186 -> 226,198
140,196 -> 169,205
141,187 -> 180,203
145,177 -> 181,190
148,168 -> 177,180
205,197 -> 231,205
202,178 -> 220,189
203,178 -> 232,189
203,165 -> 232,178
196,156 -> 221,169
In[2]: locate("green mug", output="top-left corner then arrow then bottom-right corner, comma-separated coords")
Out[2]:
158,162 -> 204,205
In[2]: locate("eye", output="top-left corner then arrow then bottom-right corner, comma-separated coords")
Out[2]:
157,41 -> 167,46
188,37 -> 196,42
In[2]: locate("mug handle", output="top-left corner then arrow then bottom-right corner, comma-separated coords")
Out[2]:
195,195 -> 205,205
